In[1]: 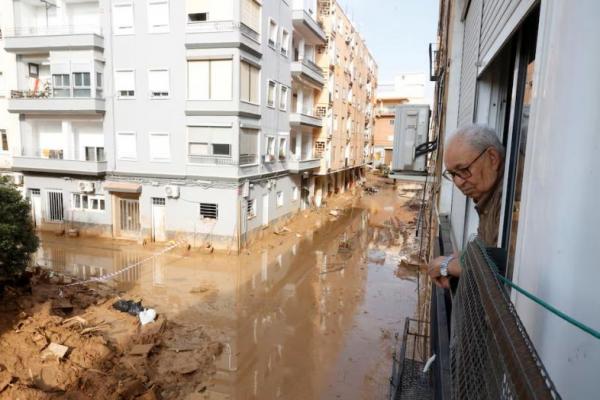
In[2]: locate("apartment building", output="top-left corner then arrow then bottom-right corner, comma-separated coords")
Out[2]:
314,0 -> 377,205
1,0 -> 375,251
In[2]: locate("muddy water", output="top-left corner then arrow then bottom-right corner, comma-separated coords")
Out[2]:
35,181 -> 423,400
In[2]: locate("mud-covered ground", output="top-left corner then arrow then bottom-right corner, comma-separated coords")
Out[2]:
0,174 -> 427,399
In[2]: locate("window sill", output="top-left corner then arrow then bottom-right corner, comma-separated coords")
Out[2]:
150,96 -> 171,100
240,100 -> 260,106
117,97 -> 136,100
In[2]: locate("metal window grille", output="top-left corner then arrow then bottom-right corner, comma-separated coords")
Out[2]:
30,188 -> 40,196
246,199 -> 256,218
200,203 -> 218,219
152,197 -> 166,206
47,191 -> 64,221
119,199 -> 140,232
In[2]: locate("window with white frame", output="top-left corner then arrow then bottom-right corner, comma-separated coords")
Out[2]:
278,137 -> 287,160
1,130 -> 8,152
72,72 -> 91,97
96,73 -> 103,97
240,61 -> 260,104
73,193 -> 105,211
292,186 -> 298,201
52,74 -> 70,97
149,132 -> 170,160
268,19 -> 277,47
281,29 -> 290,56
187,126 -> 233,161
85,146 -> 105,162
147,0 -> 169,33
199,203 -> 218,219
266,136 -> 275,159
279,85 -> 288,110
276,191 -> 283,207
113,3 -> 135,35
212,143 -> 231,156
116,132 -> 137,159
246,198 -> 256,219
115,70 -> 135,98
241,0 -> 261,34
267,80 -> 276,107
187,59 -> 232,100
148,69 -> 169,98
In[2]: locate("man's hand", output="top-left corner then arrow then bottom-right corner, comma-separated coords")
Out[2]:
427,253 -> 462,289
428,256 -> 450,288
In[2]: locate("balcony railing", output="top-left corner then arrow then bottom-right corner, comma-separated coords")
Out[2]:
186,20 -> 260,42
188,154 -> 258,165
4,25 -> 103,37
10,89 -> 101,100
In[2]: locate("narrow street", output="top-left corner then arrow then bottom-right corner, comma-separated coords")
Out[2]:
26,176 -> 425,399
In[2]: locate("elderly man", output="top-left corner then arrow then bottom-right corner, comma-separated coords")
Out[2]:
428,124 -> 505,288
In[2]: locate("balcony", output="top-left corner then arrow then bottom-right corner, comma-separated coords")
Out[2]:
3,25 -> 103,54
185,21 -> 261,57
8,91 -> 105,115
291,59 -> 325,87
287,158 -> 321,173
291,5 -> 326,44
185,99 -> 260,118
12,156 -> 107,176
188,154 -> 258,166
290,112 -> 323,128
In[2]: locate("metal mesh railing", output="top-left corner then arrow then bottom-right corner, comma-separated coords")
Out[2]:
390,318 -> 433,400
449,240 -> 561,400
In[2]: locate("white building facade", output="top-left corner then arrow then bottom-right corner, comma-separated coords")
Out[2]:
0,0 -> 375,251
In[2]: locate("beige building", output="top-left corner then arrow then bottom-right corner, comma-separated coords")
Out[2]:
310,0 -> 377,206
373,73 -> 427,167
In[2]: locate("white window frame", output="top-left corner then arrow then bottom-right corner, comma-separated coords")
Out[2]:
267,80 -> 276,108
278,136 -> 287,160
72,193 -> 106,212
72,72 -> 91,98
265,136 -> 275,161
268,18 -> 278,48
280,28 -> 290,56
292,186 -> 298,201
149,132 -> 171,161
148,68 -> 170,98
240,61 -> 260,105
147,0 -> 170,34
279,85 -> 288,111
116,131 -> 137,160
0,129 -> 8,152
113,2 -> 135,35
276,191 -> 284,207
247,198 -> 256,219
115,69 -> 136,99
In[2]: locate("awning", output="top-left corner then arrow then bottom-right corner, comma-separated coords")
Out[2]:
103,181 -> 142,193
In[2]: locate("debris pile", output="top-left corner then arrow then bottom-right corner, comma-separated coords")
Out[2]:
0,269 -> 222,399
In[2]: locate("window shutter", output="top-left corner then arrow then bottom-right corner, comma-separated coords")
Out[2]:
150,133 -> 170,159
149,70 -> 169,93
210,60 -> 232,100
148,1 -> 169,30
116,70 -> 135,91
187,61 -> 209,99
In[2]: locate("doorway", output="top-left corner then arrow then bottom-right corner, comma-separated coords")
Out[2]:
151,197 -> 166,242
262,193 -> 269,226
115,194 -> 140,238
29,188 -> 42,227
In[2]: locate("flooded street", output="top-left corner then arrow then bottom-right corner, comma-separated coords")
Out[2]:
34,179 -> 423,400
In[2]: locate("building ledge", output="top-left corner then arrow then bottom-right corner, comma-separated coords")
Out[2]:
12,157 -> 107,176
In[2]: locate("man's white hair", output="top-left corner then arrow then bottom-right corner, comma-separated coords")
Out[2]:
448,124 -> 505,157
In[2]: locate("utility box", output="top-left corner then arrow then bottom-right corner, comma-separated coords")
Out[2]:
392,104 -> 431,172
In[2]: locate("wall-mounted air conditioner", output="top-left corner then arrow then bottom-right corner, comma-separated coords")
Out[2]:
165,185 -> 180,198
392,104 -> 431,173
78,181 -> 95,193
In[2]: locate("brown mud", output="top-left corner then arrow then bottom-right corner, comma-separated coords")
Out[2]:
0,174 -> 425,399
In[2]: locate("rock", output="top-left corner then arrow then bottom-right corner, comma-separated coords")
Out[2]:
117,378 -> 147,399
41,342 -> 69,360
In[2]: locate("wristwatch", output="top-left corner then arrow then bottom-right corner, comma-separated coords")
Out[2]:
440,255 -> 455,277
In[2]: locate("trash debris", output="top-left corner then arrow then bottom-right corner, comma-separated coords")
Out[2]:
139,309 -> 157,325
128,343 -> 155,357
329,209 -> 341,217
273,226 -> 291,235
41,342 -> 69,360
190,286 -> 210,294
199,243 -> 214,254
363,186 -> 379,195
112,299 -> 144,316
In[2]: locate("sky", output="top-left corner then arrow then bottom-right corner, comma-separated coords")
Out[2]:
336,0 -> 440,83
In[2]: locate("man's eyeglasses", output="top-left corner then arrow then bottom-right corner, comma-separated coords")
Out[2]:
442,147 -> 489,181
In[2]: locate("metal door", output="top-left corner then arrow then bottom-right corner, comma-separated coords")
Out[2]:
30,189 -> 42,227
46,190 -> 64,222
151,197 -> 166,242
119,198 -> 140,234
262,193 -> 269,226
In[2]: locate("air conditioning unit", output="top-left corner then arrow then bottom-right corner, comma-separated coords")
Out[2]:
165,185 -> 180,198
78,181 -> 95,193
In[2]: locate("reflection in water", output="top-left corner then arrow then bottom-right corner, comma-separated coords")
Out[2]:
36,185 -> 420,399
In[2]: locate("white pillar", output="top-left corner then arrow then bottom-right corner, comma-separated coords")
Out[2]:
295,131 -> 302,160
62,120 -> 74,159
296,90 -> 304,114
298,38 -> 305,60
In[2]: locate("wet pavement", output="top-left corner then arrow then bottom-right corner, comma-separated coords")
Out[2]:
35,179 -> 424,400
